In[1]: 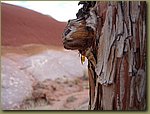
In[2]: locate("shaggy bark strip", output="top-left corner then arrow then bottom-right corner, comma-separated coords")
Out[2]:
62,1 -> 146,110
95,1 -> 146,110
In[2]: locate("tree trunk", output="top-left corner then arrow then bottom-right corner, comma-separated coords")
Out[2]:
62,1 -> 146,110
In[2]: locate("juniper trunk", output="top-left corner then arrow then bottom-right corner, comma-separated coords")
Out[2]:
62,1 -> 146,110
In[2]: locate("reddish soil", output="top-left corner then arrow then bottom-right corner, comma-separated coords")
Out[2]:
1,3 -> 66,47
1,3 -> 89,110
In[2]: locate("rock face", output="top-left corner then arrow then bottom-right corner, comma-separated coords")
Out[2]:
1,3 -> 66,46
1,56 -> 34,110
62,1 -> 146,110
1,3 -> 89,110
20,50 -> 86,81
1,49 -> 88,110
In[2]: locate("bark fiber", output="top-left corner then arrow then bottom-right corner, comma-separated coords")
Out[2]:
62,1 -> 146,110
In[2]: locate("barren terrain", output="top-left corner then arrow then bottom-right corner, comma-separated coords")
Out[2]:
1,3 -> 89,110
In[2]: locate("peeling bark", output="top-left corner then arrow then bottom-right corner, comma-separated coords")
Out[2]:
62,1 -> 146,110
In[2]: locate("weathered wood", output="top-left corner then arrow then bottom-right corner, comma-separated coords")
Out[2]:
102,84 -> 115,110
88,63 -> 95,109
62,19 -> 94,50
62,1 -> 146,110
95,1 -> 146,110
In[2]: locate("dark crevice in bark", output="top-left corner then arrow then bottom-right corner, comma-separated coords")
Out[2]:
62,1 -> 146,110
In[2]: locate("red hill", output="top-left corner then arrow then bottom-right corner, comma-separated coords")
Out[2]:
1,3 -> 66,46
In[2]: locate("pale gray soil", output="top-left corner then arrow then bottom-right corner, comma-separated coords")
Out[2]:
1,47 -> 89,110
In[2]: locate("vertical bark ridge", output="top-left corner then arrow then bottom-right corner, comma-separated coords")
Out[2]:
62,1 -> 146,110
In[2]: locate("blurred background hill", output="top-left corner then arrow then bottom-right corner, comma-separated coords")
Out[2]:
1,3 -> 89,110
